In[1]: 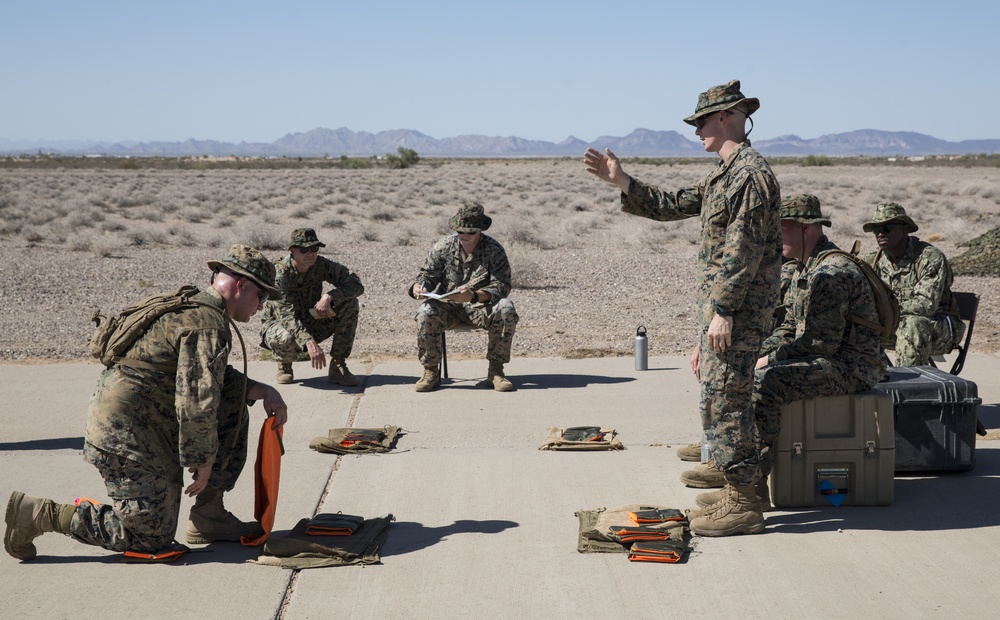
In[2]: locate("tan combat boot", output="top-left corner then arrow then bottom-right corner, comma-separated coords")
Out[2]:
328,360 -> 361,387
276,362 -> 293,384
487,363 -> 514,392
695,477 -> 771,511
676,441 -> 702,462
185,488 -> 263,544
4,491 -> 75,560
688,484 -> 765,537
679,461 -> 726,488
414,367 -> 441,392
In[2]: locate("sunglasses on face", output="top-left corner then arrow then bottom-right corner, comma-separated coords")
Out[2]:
295,246 -> 319,254
873,224 -> 900,235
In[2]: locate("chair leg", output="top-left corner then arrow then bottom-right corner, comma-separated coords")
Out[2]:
440,332 -> 448,379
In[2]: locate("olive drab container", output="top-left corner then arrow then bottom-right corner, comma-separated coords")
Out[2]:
770,390 -> 895,508
634,326 -> 648,371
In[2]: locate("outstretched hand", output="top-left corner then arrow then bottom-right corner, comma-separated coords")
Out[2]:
583,147 -> 631,193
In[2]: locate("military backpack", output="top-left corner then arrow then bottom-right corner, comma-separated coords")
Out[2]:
814,242 -> 900,343
88,285 -> 226,373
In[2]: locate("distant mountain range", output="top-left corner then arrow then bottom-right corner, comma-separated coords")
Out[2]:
2,127 -> 998,158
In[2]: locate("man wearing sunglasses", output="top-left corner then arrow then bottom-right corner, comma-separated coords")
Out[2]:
584,80 -> 782,537
6,245 -> 289,560
260,228 -> 365,386
862,202 -> 965,366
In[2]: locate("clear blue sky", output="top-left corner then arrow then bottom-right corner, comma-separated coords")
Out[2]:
2,0 -> 996,144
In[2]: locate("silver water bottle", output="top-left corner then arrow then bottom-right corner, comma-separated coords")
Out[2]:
634,325 -> 648,371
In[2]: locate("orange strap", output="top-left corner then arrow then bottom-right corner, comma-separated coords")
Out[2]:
628,552 -> 682,563
629,511 -> 685,525
241,417 -> 284,547
123,547 -> 189,563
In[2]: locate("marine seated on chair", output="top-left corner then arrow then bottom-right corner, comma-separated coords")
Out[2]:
407,202 -> 519,393
5,244 -> 288,561
260,228 -> 365,386
862,201 -> 965,367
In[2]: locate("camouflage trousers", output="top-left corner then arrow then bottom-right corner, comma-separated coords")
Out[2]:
261,297 -> 360,362
415,299 -> 518,368
699,337 -> 759,486
754,357 -> 873,478
73,388 -> 250,553
887,314 -> 958,367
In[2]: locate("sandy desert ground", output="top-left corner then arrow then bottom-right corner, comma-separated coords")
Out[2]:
1,158 -> 998,367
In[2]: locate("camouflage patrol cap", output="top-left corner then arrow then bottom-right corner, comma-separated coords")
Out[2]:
449,201 -> 492,233
683,79 -> 760,126
207,244 -> 282,300
289,228 -> 326,250
780,194 -> 831,227
862,202 -> 919,234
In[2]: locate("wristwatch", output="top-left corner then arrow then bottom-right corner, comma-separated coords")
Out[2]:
469,290 -> 477,303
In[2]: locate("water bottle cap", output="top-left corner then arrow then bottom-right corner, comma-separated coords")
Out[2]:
636,325 -> 647,337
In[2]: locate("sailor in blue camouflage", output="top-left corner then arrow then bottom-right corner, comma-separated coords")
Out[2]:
585,80 -> 781,488
862,202 -> 965,366
6,245 -> 289,557
755,195 -> 885,478
408,202 -> 519,390
260,228 -> 364,383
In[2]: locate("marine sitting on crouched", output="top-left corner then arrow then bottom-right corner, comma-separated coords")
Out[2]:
5,245 -> 289,561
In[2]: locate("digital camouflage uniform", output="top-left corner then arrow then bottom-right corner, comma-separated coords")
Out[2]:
622,141 -> 782,485
767,258 -> 796,335
757,236 -> 886,477
78,287 -> 255,553
260,254 -> 364,362
408,233 -> 518,369
864,237 -> 964,366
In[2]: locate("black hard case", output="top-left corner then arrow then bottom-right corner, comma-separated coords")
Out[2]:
873,366 -> 981,472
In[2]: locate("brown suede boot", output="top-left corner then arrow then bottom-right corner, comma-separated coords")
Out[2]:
275,362 -> 293,384
689,484 -> 765,537
487,363 -> 514,392
185,489 -> 262,544
4,491 -> 75,560
676,442 -> 702,462
679,461 -> 726,488
414,367 -> 441,392
328,360 -> 361,387
695,478 -> 772,511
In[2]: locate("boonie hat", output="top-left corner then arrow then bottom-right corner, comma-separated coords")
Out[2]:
289,228 -> 326,250
207,244 -> 282,300
449,202 -> 492,233
683,79 -> 760,127
862,202 -> 919,234
780,194 -> 831,227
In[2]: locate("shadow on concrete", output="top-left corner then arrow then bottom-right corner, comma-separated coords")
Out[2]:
381,519 -> 519,556
362,374 -> 424,389
766,448 -> 1000,534
0,437 -> 84,451
978,403 -> 999,429
512,374 -> 638,390
297,376 -> 363,392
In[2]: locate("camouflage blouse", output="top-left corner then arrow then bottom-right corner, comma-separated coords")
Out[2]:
864,236 -> 963,327
407,233 -> 512,306
262,254 -> 364,348
84,288 -> 247,482
621,142 -> 782,351
762,239 -> 884,386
